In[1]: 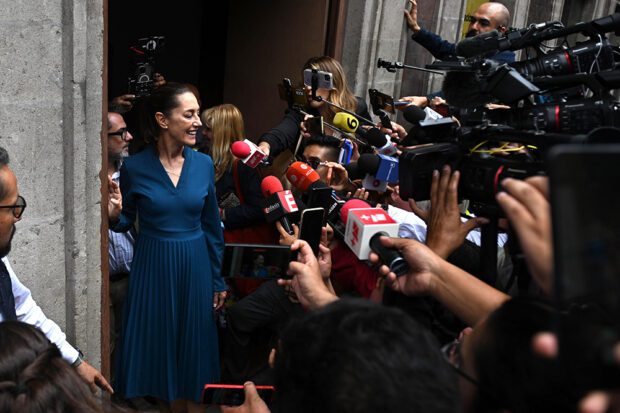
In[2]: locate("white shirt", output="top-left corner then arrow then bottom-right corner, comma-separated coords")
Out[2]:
386,205 -> 508,247
1,257 -> 79,364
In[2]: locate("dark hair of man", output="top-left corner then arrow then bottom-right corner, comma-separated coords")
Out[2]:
301,134 -> 341,162
0,322 -> 126,413
272,299 -> 459,413
0,146 -> 11,202
139,82 -> 192,143
472,297 -> 573,413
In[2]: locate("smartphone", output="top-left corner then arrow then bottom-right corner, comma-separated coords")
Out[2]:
393,100 -> 410,107
306,116 -> 324,136
307,187 -> 333,226
303,69 -> 334,90
299,207 -> 325,256
368,88 -> 396,114
549,144 -> 620,317
202,384 -> 275,406
278,78 -> 306,108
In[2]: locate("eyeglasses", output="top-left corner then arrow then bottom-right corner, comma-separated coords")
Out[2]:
441,338 -> 480,387
108,128 -> 131,141
0,195 -> 27,219
464,15 -> 492,28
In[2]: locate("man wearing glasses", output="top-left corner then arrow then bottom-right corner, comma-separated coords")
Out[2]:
0,146 -> 112,393
107,112 -> 135,380
404,0 -> 515,64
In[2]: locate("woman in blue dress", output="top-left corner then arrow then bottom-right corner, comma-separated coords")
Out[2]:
108,83 -> 227,412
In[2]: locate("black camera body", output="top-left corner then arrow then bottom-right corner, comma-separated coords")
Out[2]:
128,36 -> 165,98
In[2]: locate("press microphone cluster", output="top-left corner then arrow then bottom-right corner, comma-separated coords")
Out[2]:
231,139 -> 267,168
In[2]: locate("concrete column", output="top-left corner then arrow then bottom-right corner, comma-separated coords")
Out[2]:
0,0 -> 104,366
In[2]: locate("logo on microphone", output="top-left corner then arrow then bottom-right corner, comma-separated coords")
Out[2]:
347,117 -> 359,130
277,191 -> 298,213
351,222 -> 359,246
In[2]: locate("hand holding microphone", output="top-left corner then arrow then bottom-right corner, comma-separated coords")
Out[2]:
231,139 -> 268,168
260,176 -> 300,235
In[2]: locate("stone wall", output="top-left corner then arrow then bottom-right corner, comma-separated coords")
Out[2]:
0,0 -> 104,366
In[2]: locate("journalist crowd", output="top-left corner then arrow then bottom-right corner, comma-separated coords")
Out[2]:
2,0 -> 620,412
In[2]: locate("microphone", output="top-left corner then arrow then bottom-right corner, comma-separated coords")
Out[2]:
455,30 -> 501,58
357,153 -> 399,192
340,201 -> 407,274
260,176 -> 299,235
333,112 -> 360,133
402,105 -> 427,125
360,127 -> 398,156
231,139 -> 267,168
285,161 -> 321,192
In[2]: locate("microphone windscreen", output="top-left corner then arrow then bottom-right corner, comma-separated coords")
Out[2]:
403,105 -> 426,124
333,112 -> 360,133
339,199 -> 372,225
231,140 -> 251,158
363,128 -> 388,148
357,153 -> 381,176
260,176 -> 284,197
455,30 -> 500,58
344,162 -> 363,181
286,161 -> 321,192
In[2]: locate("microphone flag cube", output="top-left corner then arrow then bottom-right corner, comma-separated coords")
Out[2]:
344,207 -> 399,259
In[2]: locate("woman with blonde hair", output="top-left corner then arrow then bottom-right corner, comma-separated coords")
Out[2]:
257,56 -> 371,159
201,104 -> 269,240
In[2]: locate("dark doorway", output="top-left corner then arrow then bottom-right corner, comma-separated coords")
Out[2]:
108,0 -> 344,140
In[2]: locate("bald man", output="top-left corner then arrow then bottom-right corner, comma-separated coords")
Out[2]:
404,0 -> 515,64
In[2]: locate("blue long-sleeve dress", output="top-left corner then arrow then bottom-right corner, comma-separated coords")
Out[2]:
112,144 -> 226,402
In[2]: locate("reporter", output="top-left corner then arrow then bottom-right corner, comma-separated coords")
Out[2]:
258,56 -> 371,159
201,104 -> 267,234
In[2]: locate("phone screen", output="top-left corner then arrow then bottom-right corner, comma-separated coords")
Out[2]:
202,384 -> 275,406
299,207 -> 325,256
549,144 -> 620,318
368,89 -> 395,114
306,116 -> 324,136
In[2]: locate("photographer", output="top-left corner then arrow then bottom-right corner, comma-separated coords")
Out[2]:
404,0 -> 514,63
257,56 -> 371,160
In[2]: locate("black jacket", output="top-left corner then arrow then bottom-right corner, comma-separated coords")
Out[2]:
258,97 -> 372,159
216,161 -> 266,230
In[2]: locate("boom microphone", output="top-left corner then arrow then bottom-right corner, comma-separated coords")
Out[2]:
455,30 -> 501,58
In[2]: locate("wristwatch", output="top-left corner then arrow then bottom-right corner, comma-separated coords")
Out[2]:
72,348 -> 85,368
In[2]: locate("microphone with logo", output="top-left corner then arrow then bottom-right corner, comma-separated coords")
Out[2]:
359,127 -> 399,156
260,176 -> 300,235
286,161 -> 344,226
340,199 -> 409,276
357,153 -> 399,192
231,139 -> 268,168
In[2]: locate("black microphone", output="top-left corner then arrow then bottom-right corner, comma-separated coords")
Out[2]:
359,127 -> 398,156
402,105 -> 426,124
260,176 -> 300,235
357,153 -> 399,192
455,30 -> 501,58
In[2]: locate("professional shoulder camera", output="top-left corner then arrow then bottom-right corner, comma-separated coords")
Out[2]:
128,36 -> 165,98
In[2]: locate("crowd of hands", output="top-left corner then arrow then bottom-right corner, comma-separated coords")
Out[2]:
227,170 -> 619,413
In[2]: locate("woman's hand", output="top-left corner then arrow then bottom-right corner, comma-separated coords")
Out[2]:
257,142 -> 271,157
108,176 -> 122,223
213,291 -> 228,311
300,115 -> 314,139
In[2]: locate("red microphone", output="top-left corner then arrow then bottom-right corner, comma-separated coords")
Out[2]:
230,139 -> 266,168
285,161 -> 321,192
260,176 -> 298,235
339,199 -> 372,225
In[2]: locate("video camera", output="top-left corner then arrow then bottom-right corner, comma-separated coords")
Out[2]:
398,12 -> 620,216
128,36 -> 165,98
